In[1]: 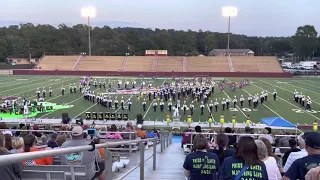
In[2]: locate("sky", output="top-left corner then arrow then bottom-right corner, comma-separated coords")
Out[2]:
0,0 -> 319,37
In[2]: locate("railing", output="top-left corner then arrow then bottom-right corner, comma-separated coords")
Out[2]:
121,56 -> 128,71
0,130 -> 172,180
72,55 -> 84,71
152,56 -> 158,72
34,52 -> 46,68
1,129 -> 171,157
227,55 -> 234,72
183,56 -> 187,72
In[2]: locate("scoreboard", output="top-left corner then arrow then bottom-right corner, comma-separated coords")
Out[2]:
145,50 -> 167,56
85,112 -> 128,121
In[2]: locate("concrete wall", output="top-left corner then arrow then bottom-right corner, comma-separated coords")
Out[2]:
13,70 -> 293,77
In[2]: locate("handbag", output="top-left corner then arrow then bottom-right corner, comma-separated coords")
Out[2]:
234,165 -> 249,180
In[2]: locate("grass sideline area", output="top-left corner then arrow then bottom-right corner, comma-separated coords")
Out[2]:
0,75 -> 320,128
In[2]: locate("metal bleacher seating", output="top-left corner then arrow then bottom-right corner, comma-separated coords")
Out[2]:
22,170 -> 67,180
23,165 -> 86,180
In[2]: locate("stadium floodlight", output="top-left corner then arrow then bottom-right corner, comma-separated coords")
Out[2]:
81,7 -> 96,56
222,7 -> 238,56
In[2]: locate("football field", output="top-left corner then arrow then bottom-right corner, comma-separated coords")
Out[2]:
1,75 -> 320,127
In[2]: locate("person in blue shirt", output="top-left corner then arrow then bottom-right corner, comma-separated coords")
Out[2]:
283,132 -> 320,180
208,133 -> 235,164
146,129 -> 155,138
219,136 -> 269,180
183,134 -> 220,180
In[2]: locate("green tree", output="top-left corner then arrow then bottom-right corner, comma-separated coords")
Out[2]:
292,25 -> 318,59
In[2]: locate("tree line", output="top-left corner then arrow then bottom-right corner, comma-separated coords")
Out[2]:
0,23 -> 319,61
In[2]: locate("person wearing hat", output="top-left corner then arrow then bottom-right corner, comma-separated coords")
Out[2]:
47,132 -> 58,149
60,126 -> 105,180
283,132 -> 320,180
136,124 -> 147,139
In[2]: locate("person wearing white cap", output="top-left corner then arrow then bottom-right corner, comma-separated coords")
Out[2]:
136,124 -> 147,139
60,126 -> 105,180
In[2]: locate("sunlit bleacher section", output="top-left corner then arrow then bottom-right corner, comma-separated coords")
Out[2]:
232,56 -> 283,72
37,56 -> 79,70
156,56 -> 183,72
124,56 -> 154,71
187,56 -> 230,72
76,56 -> 124,71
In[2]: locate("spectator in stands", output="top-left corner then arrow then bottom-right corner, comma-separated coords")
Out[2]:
37,135 -> 48,146
305,166 -> 320,180
19,126 -> 29,138
195,125 -> 202,133
54,134 -> 66,149
136,124 -> 147,139
94,137 -> 105,159
259,128 -> 274,144
98,126 -> 107,139
10,137 -> 24,153
283,132 -> 320,180
208,133 -> 235,164
59,126 -> 72,139
255,140 -> 281,180
106,124 -> 123,139
219,136 -> 269,180
279,132 -> 291,153
0,133 -> 23,180
60,126 -> 105,180
22,134 -> 53,165
0,122 -> 13,136
47,133 -> 58,149
122,122 -> 136,139
181,128 -> 192,148
224,127 -> 236,146
32,125 -> 42,138
147,129 -> 155,138
4,134 -> 12,151
284,134 -> 307,172
282,138 -> 300,167
260,138 -> 283,173
183,134 -> 220,180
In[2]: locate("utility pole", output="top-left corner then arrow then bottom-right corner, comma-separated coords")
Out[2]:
27,39 -> 31,61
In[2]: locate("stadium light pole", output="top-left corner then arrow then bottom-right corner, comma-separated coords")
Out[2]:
81,7 -> 96,56
222,7 -> 238,56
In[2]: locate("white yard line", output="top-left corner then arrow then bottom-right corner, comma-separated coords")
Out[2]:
38,95 -> 84,118
262,80 -> 320,106
114,94 -> 133,113
288,80 -> 320,96
0,78 -> 50,90
143,78 -> 167,119
221,90 -> 247,118
241,88 -> 283,118
293,80 -> 320,89
4,78 -> 75,96
256,80 -> 320,120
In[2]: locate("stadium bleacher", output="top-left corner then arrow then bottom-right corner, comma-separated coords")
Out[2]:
232,56 -> 283,72
76,56 -> 124,71
124,56 -> 153,72
187,56 -> 230,72
156,56 -> 183,72
37,56 -> 79,70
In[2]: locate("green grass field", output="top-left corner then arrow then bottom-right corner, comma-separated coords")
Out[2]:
1,75 -> 320,126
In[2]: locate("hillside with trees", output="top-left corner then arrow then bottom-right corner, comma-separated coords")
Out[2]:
0,23 -> 319,61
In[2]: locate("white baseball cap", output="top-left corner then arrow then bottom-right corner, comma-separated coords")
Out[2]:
137,124 -> 142,129
72,126 -> 84,136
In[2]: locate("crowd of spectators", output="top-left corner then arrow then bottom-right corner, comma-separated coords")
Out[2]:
0,121 -> 158,180
183,126 -> 320,180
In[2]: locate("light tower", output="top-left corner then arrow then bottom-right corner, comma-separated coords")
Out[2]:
81,6 -> 96,56
222,7 -> 238,56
